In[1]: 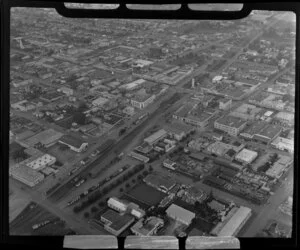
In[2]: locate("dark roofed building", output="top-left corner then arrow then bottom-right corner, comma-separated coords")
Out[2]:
100,209 -> 135,236
253,124 -> 282,144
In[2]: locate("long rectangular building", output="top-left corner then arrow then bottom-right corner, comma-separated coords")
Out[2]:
144,129 -> 167,145
166,204 -> 195,226
211,206 -> 252,237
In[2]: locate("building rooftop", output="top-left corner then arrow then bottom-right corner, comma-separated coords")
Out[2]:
59,135 -> 85,148
208,200 -> 226,212
144,173 -> 176,191
21,129 -> 64,147
101,209 -> 134,231
144,129 -> 167,145
217,206 -> 252,236
166,204 -> 195,224
131,217 -> 164,236
132,92 -> 152,102
121,79 -> 145,90
215,116 -> 247,128
164,121 -> 194,135
26,154 -> 56,170
109,214 -> 135,231
9,164 -> 44,183
235,149 -> 258,163
255,124 -> 282,140
240,121 -> 267,136
174,104 -> 193,117
275,112 -> 294,122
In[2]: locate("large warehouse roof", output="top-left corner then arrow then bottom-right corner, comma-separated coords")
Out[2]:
217,206 -> 252,236
166,204 -> 195,225
235,148 -> 258,164
144,129 -> 167,145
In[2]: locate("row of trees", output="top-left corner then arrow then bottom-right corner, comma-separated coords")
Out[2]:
73,164 -> 147,214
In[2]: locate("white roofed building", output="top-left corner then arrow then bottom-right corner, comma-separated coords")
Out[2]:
234,148 -> 258,165
166,204 -> 195,226
144,129 -> 167,145
211,206 -> 252,236
92,96 -> 109,107
25,154 -> 56,170
107,197 -> 128,213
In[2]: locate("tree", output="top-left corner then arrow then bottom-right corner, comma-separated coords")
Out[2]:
142,170 -> 149,177
83,212 -> 90,218
73,112 -> 86,125
98,201 -> 105,207
11,149 -> 27,163
131,179 -> 136,184
73,206 -> 81,214
119,188 -> 124,193
125,183 -> 130,188
77,101 -> 88,112
149,165 -> 153,172
91,207 -> 98,213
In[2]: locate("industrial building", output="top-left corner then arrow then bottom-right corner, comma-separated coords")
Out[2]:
120,78 -> 146,91
252,124 -> 282,144
144,129 -> 168,145
219,98 -> 232,110
173,103 -> 217,128
164,122 -> 194,141
143,173 -> 176,193
19,128 -> 64,148
107,197 -> 145,219
131,217 -> 164,236
131,93 -> 156,109
92,96 -> 109,107
9,164 -> 44,187
101,209 -> 135,236
230,103 -> 262,120
25,154 -> 56,170
234,149 -> 258,165
265,155 -> 293,179
163,159 -> 177,170
166,204 -> 195,226
108,197 -> 128,213
128,151 -> 150,163
211,206 -> 252,236
271,137 -> 294,153
214,116 -> 247,136
274,111 -> 294,127
58,135 -> 88,152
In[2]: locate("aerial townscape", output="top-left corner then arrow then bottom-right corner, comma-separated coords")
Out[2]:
9,6 -> 294,238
